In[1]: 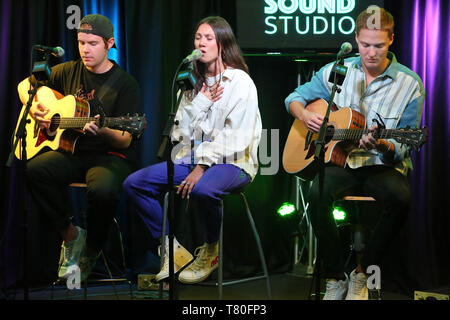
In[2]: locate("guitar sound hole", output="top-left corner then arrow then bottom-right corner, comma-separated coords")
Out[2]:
49,114 -> 60,132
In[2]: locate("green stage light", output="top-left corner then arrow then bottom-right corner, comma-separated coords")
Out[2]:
332,207 -> 347,221
278,202 -> 296,217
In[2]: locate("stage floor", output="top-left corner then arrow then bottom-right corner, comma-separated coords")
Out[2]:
4,272 -> 410,301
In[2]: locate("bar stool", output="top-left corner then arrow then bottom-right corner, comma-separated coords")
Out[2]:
161,189 -> 272,300
334,195 -> 376,269
50,182 -> 133,300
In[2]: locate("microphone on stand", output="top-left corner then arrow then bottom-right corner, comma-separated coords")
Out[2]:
31,45 -> 64,81
33,45 -> 65,58
336,42 -> 352,59
182,49 -> 202,63
328,42 -> 352,86
177,50 -> 202,90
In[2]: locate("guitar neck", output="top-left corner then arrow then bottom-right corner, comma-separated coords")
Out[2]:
332,128 -> 398,141
59,117 -> 118,129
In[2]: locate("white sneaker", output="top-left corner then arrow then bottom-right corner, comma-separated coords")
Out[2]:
178,242 -> 219,284
345,269 -> 369,300
155,241 -> 193,282
58,226 -> 86,278
323,276 -> 348,300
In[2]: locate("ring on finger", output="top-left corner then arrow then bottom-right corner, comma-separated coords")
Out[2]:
181,180 -> 186,185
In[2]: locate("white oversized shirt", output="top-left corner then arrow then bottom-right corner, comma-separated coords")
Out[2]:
171,68 -> 262,180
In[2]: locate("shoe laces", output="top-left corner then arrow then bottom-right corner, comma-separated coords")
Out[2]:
62,241 -> 75,262
189,245 -> 217,272
350,273 -> 368,294
158,243 -> 181,271
325,279 -> 344,296
325,279 -> 339,292
160,247 -> 170,271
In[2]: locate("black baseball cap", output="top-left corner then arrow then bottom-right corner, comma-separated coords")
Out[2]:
77,14 -> 117,49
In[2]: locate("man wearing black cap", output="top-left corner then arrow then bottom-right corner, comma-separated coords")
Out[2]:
17,14 -> 142,282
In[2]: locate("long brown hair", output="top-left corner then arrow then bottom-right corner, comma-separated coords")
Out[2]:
189,16 -> 248,98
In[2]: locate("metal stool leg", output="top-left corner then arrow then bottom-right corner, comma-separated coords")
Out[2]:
217,193 -> 272,300
114,217 -> 134,299
218,200 -> 224,300
240,193 -> 272,299
158,192 -> 169,299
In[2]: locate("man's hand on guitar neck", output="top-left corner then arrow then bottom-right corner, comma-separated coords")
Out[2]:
359,124 -> 395,155
83,114 -> 101,135
84,115 -> 132,149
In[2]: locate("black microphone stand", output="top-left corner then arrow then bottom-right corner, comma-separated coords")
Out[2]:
157,60 -> 196,300
6,49 -> 52,300
312,55 -> 348,300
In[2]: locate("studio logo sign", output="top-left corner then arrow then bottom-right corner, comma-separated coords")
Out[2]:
263,0 -> 370,36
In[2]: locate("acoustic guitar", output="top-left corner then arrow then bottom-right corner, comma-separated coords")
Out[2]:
14,86 -> 147,160
282,99 -> 427,181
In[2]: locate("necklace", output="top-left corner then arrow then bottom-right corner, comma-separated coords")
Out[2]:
205,72 -> 223,90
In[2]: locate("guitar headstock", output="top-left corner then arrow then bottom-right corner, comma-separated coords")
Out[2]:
114,114 -> 147,137
392,126 -> 428,150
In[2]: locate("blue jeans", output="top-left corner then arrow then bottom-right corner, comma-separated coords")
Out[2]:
123,162 -> 251,243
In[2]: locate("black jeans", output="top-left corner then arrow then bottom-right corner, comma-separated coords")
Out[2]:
307,165 -> 411,278
26,150 -> 132,253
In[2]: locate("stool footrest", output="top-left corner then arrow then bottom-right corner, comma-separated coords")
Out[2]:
221,275 -> 268,286
200,275 -> 268,287
342,196 -> 375,201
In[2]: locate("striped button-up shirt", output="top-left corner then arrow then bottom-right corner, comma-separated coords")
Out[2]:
285,52 -> 425,175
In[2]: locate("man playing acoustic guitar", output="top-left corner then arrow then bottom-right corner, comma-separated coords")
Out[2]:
17,14 -> 142,282
285,7 -> 425,299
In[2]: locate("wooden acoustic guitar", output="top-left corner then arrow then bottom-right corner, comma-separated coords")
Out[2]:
282,99 -> 427,181
14,86 -> 147,160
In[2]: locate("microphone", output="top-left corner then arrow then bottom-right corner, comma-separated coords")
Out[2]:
33,45 -> 65,58
182,49 -> 202,63
337,42 -> 352,58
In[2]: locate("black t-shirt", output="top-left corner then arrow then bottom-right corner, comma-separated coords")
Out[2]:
40,59 -> 141,166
